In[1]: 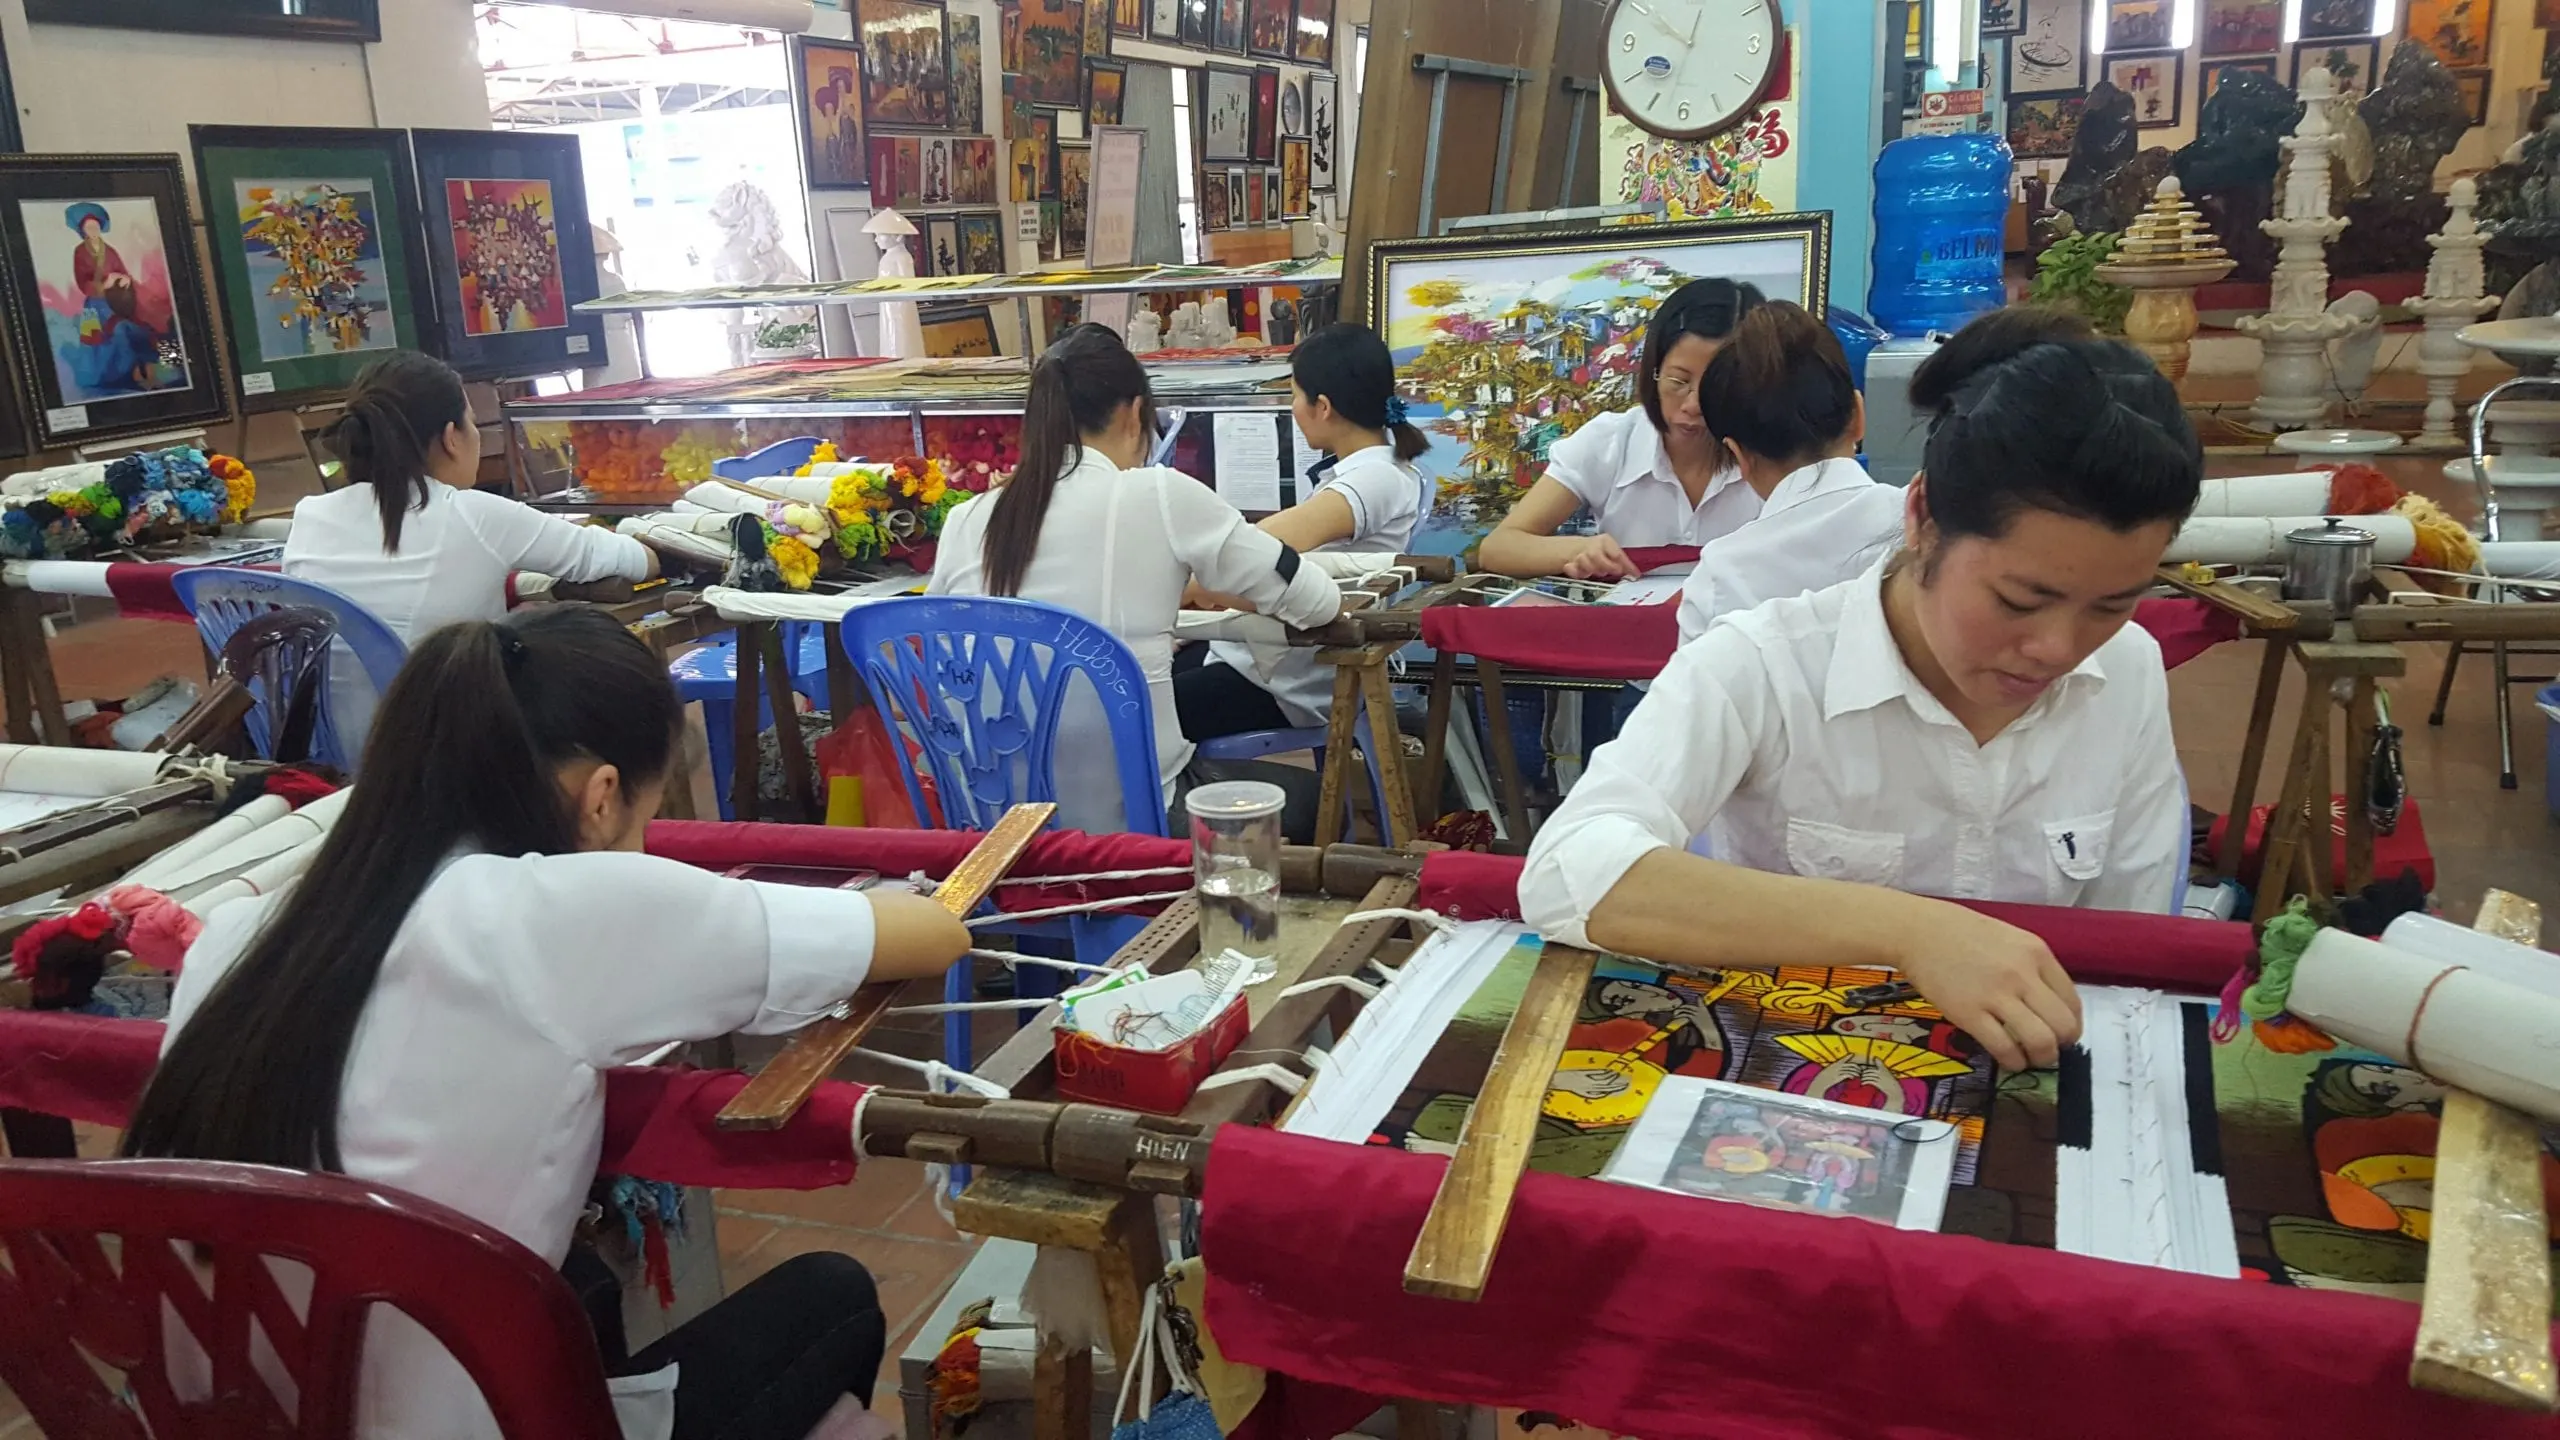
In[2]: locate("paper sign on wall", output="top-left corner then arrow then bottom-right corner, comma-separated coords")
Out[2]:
1212,412 -> 1283,511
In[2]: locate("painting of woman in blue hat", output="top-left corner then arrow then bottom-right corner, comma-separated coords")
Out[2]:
41,200 -> 186,399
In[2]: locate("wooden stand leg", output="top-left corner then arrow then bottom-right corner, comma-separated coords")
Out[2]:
762,625 -> 817,822
730,623 -> 764,824
1475,658 -> 1534,853
2303,686 -> 2336,905
2342,677 -> 2378,894
1033,1335 -> 1094,1440
0,600 -> 35,747
1359,657 -> 1418,848
2218,638 -> 2289,881
1314,662 -> 1362,848
1417,648 -> 1458,825
2252,676 -> 2329,927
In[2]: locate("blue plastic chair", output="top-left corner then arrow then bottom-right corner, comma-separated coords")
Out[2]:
1197,723 -> 1396,843
712,436 -> 826,481
169,569 -> 408,773
670,626 -> 832,820
839,596 -> 1166,1076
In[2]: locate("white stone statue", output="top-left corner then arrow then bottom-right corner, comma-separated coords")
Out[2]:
2407,176 -> 2501,446
2237,65 -> 2358,430
865,210 -> 925,360
1201,296 -> 1236,347
1169,300 -> 1206,349
1127,306 -> 1163,353
710,180 -> 815,367
2326,291 -> 2385,402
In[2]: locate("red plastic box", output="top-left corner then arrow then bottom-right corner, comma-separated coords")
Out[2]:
1051,992 -> 1251,1115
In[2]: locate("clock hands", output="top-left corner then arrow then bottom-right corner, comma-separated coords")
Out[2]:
1625,0 -> 1696,47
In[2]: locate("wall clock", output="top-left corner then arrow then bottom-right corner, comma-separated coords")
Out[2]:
1599,0 -> 1781,140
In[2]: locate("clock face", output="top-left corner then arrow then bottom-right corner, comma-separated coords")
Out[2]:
1601,0 -> 1782,141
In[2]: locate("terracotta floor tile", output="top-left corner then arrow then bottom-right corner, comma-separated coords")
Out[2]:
719,1159 -> 932,1229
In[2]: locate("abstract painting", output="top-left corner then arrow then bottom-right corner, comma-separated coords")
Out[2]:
0,155 -> 227,447
1982,0 -> 2025,35
1294,0 -> 1334,65
2298,0 -> 2376,40
859,0 -> 951,130
411,129 -> 604,379
191,124 -> 433,411
1370,215 -> 1828,537
445,179 -> 566,336
1087,58 -> 1127,127
1115,0 -> 1145,36
1201,67 -> 1253,163
2402,0 -> 2492,69
1018,0 -> 1084,106
1215,0 -> 1247,53
2200,0 -> 2282,54
2288,38 -> 2380,95
2104,0 -> 2172,50
2104,51 -> 2182,126
958,211 -> 1005,273
793,36 -> 869,189
953,137 -> 1000,205
1201,167 -> 1230,231
1251,66 -> 1280,163
1245,0 -> 1290,58
1083,0 -> 1112,60
948,13 -> 985,135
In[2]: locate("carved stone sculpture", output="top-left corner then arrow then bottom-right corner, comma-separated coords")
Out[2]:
2175,69 -> 2302,282
2053,83 -> 2141,232
2406,177 -> 2500,444
2238,65 -> 2356,430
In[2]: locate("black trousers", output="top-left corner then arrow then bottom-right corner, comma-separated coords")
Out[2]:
1171,643 -> 1292,742
566,1244 -> 885,1440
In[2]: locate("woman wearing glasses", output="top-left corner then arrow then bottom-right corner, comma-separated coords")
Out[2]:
1475,277 -> 1766,580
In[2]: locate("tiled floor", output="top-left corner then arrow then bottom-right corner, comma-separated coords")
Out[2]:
5,438 -> 2560,1433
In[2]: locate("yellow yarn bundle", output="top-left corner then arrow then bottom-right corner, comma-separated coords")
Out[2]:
2393,492 -> 2480,592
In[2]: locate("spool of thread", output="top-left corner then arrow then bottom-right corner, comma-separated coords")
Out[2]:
2287,927 -> 2560,1124
826,775 -> 866,827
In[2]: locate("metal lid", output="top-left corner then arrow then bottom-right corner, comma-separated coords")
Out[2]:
2286,517 -> 2376,547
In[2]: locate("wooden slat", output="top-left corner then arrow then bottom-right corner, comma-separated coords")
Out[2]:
972,896 -> 1204,1097
1402,942 -> 1600,1302
715,802 -> 1055,1130
2410,890 -> 2558,1412
2354,603 -> 2560,644
2155,565 -> 2299,632
2217,638 -> 2291,881
1185,875 -> 1419,1130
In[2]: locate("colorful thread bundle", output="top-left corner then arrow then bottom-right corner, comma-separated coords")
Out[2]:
0,447 -> 256,560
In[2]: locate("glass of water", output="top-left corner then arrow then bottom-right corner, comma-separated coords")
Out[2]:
1186,779 -> 1285,979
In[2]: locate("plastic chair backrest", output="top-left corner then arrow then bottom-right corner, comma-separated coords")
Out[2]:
839,596 -> 1166,835
216,607 -> 339,764
0,1157 -> 619,1440
169,568 -> 409,772
714,436 -> 825,481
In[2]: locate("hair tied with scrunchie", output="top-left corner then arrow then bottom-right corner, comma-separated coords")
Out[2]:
1384,393 -> 1409,427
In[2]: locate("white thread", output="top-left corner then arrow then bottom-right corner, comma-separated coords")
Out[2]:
1277,974 -> 1381,1001
851,1047 -> 1011,1098
995,866 -> 1191,886
1340,906 -> 1454,935
1195,1063 -> 1307,1096
966,888 -> 1192,926
968,946 -> 1117,976
887,996 -> 1063,1015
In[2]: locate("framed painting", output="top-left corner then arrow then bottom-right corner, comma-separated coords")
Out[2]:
958,211 -> 1006,273
1216,0 -> 1248,54
1368,214 -> 1831,538
2198,56 -> 2276,99
2454,66 -> 2492,125
1019,0 -> 1085,107
1201,67 -> 1254,163
920,303 -> 999,357
1180,0 -> 1214,48
948,14 -> 985,135
955,137 -> 1001,205
1087,58 -> 1128,127
1263,169 -> 1282,224
0,154 -> 229,449
1294,0 -> 1336,65
1226,171 -> 1248,229
1281,135 -> 1312,218
1201,167 -> 1230,231
1309,75 -> 1338,190
2103,52 -> 2182,127
2104,0 -> 2172,51
189,125 -> 436,414
1001,0 -> 1022,70
2007,92 -> 2085,156
1246,0 -> 1292,58
2200,0 -> 2282,55
1150,0 -> 1184,39
1031,112 -> 1060,198
1114,0 -> 1146,36
2298,0 -> 2377,40
926,216 -> 962,276
1083,0 -> 1112,61
26,0 -> 376,41
858,0 -> 951,130
1010,136 -> 1044,203
2007,0 -> 2087,94
2402,0 -> 2492,69
1281,74 -> 1307,137
898,137 -> 925,209
1059,145 -> 1093,260
2288,38 -> 2380,95
923,137 -> 953,205
1982,0 -> 2026,36
1251,67 -> 1281,163
1040,200 -> 1062,262
410,129 -> 605,381
1247,168 -> 1269,225
792,37 -> 870,190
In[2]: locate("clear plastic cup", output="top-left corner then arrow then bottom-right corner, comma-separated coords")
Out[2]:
1186,780 -> 1285,977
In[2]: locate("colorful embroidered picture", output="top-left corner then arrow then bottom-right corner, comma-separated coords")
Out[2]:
795,36 -> 869,189
859,0 -> 952,129
233,180 -> 396,362
25,196 -> 197,404
444,179 -> 565,336
947,13 -> 985,133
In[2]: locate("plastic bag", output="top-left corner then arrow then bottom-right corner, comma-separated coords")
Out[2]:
813,704 -> 942,828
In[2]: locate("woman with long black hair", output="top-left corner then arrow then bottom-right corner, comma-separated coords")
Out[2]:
125,605 -> 972,1440
928,323 -> 1344,833
1522,312 -> 2204,1075
284,351 -> 659,643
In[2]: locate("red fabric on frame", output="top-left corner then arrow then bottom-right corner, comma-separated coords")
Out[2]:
644,822 -> 1190,912
1412,850 -> 2255,993
1201,1127 -> 2560,1440
101,563 -> 194,622
0,1010 -> 863,1190
1618,545 -> 1700,574
1420,594 -> 2234,681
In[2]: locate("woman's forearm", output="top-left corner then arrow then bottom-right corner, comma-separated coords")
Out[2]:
1583,848 -> 1915,974
1476,526 -> 1591,578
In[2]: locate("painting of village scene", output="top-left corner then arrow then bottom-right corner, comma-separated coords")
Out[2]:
1373,219 -> 1824,548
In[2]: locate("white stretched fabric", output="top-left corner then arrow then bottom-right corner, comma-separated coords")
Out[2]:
121,793 -> 291,889
1279,919 -> 1526,1144
2289,928 -> 2560,1124
2189,472 -> 2335,517
616,522 -> 732,569
2054,986 -> 2238,1277
741,474 -> 843,505
4,560 -> 115,598
701,574 -> 919,623
183,834 -> 325,917
2164,515 -> 2417,566
679,481 -> 775,516
2479,542 -> 2560,581
617,511 -> 736,538
151,789 -> 350,897
0,745 -> 170,797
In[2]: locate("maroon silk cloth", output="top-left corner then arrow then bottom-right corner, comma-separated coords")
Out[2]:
644,822 -> 1189,912
101,562 -> 202,622
0,1009 -> 863,1190
1412,850 -> 2256,992
1418,590 -> 2236,683
1201,1126 -> 2560,1440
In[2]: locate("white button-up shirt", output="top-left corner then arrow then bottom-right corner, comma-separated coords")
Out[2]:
1543,407 -> 1761,546
1521,561 -> 2188,944
164,850 -> 887,1440
1676,457 -> 1908,641
1209,443 -> 1428,725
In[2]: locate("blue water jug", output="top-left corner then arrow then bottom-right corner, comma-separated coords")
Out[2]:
1869,133 -> 2012,338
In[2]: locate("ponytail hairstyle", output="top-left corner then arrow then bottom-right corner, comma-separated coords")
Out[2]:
1907,304 -> 2097,415
982,323 -> 1154,597
121,606 -> 684,1173
1914,323 -> 2203,569
1638,277 -> 1765,433
1697,301 -> 1857,470
331,351 -> 471,554
1289,322 -> 1427,462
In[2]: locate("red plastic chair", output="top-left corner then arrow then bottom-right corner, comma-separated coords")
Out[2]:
0,1158 -> 620,1439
